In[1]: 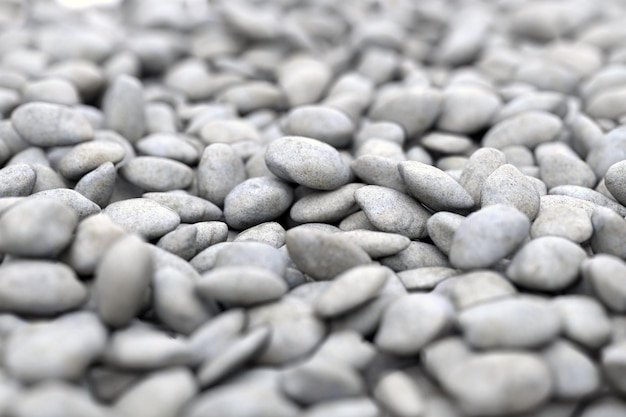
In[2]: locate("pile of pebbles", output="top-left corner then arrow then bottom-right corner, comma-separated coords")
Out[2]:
5,0 -> 626,415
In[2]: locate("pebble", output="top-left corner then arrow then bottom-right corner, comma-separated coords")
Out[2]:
0,164 -> 36,197
95,234 -> 153,328
102,75 -> 145,143
420,132 -> 476,155
506,236 -> 587,291
531,204 -> 593,242
136,133 -> 198,165
448,270 -> 517,310
439,352 -> 552,416
426,211 -> 465,255
157,226 -> 198,260
223,177 -> 294,230
199,119 -> 261,145
398,161 -> 474,213
58,141 -> 125,180
30,189 -> 101,220
103,198 -> 181,240
422,336 -> 473,382
586,126 -> 626,177
284,105 -> 354,148
315,265 -> 389,318
338,210 -> 377,231
542,339 -> 601,399
481,164 -> 540,219
590,206 -> 626,259
553,295 -> 612,349
437,85 -> 501,134
22,78 -> 80,106
375,293 -> 454,355
265,136 -> 351,190
120,156 -> 194,192
373,371 -> 425,417
233,222 -> 286,248
4,312 -> 107,383
580,397 -> 626,417
550,185 -> 626,216
290,183 -> 363,223
219,81 -> 285,114
331,294 -> 397,337
350,155 -> 406,192
11,102 -> 93,147
304,398 -> 380,417
602,341 -> 626,394
0,260 -> 86,315
605,160 -> 626,206
0,197 -> 77,257
280,356 -> 365,404
354,185 -> 430,239
286,227 -> 371,281
459,147 -> 507,204
143,192 -> 222,223
380,241 -> 449,271
482,110 -> 563,149
457,296 -> 561,348
197,266 -> 287,306
114,367 -> 197,417
582,254 -> 626,312
197,143 -> 247,207
536,142 -> 597,189
74,162 -> 116,206
314,330 -> 376,371
397,267 -> 458,291
277,55 -> 332,107
494,91 -> 567,123
449,204 -> 530,269
333,230 -> 411,258
355,121 -> 405,146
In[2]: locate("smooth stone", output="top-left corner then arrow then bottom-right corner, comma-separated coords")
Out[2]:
550,185 -> 626,216
0,164 -> 36,197
188,308 -> 246,364
399,161 -> 474,213
4,312 -> 106,383
95,234 -> 153,328
136,133 -> 198,164
199,119 -> 261,145
422,336 -> 473,383
0,197 -> 77,257
194,221 -> 229,252
459,147 -> 507,205
313,330 -> 376,371
397,267 -> 458,291
355,121 -> 405,146
542,340 -> 601,399
427,211 -> 465,255
224,177 -> 294,230
375,293 -> 454,355
350,155 -> 406,193
197,143 -> 247,207
102,75 -> 145,143
448,270 -> 517,310
197,266 -> 287,306
354,185 -> 430,239
531,204 -> 593,242
157,226 -> 197,260
449,204 -> 530,269
304,398 -> 380,417
580,397 -> 626,417
568,113 -> 604,158
278,56 -> 332,107
290,183 -> 363,223
494,91 -> 566,123
338,211 -> 377,231
502,145 -> 535,167
553,295 -> 612,349
189,242 -> 229,273
143,192 -> 222,223
30,189 -> 101,220
437,85 -> 501,134
535,142 -> 597,189
457,296 -> 561,349
219,81 -> 285,114
284,105 -> 354,148
587,86 -> 626,120
120,156 -> 194,192
265,136 -> 351,190
280,356 -> 365,404
380,242 -> 449,271
506,236 -> 587,291
420,132 -> 476,155
286,228 -> 371,281
11,102 -> 93,147
58,141 -> 125,180
215,242 -> 286,277
586,126 -> 626,177
330,294 -> 398,337
75,162 -> 117,207
114,368 -> 197,417
605,160 -> 626,206
233,222 -> 286,248
440,352 -> 552,416
481,164 -> 540,219
582,254 -> 626,312
602,341 -> 626,394
103,198 -> 181,240
482,110 -> 563,149
315,265 -> 389,318
590,206 -> 626,259
333,230 -> 410,258
374,371 -> 424,417
356,138 -> 406,161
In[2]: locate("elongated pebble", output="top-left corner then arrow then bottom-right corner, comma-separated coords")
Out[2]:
290,183 -> 363,223
536,142 -> 597,189
397,267 -> 458,291
605,160 -> 626,206
586,126 -> 626,177
582,254 -> 626,312
374,371 -> 424,417
334,230 -> 410,258
102,75 -> 145,142
531,204 -> 593,242
197,143 -> 247,207
550,185 -> 626,216
304,398 -> 380,417
103,198 -> 180,240
143,192 -> 222,223
437,85 -> 501,134
136,133 -> 198,165
157,226 -> 197,260
59,141 -> 125,180
277,55 -> 331,107
427,211 -> 465,255
351,155 -> 406,192
380,242 -> 449,271
284,105 -> 354,148
602,341 -> 626,394
482,110 -> 562,149
30,189 -> 101,220
590,206 -> 626,259
233,222 -> 286,248
448,270 -> 516,310
120,156 -> 194,192
553,295 -> 612,349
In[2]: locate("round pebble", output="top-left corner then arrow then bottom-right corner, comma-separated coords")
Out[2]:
482,111 -> 563,149
481,164 -> 540,219
0,164 -> 36,197
58,141 -> 125,180
284,105 -> 355,148
103,198 -> 181,240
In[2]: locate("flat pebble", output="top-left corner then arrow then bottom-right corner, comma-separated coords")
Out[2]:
602,341 -> 626,394
58,141 -> 125,180
197,143 -> 247,207
459,147 -> 507,204
290,183 -> 362,224
582,254 -> 626,312
157,226 -> 197,260
494,91 -> 567,123
553,295 -> 612,349
374,371 -> 424,417
550,185 -> 626,216
580,397 -> 626,417
426,211 -> 465,255
380,241 -> 449,271
355,121 -> 405,146
11,102 -> 93,147
354,185 -> 430,239
136,133 -> 198,165
481,164 -> 540,219
30,189 -> 101,220
531,204 -> 593,242
199,119 -> 260,145
95,234 -> 153,327
304,398 -> 380,417
102,75 -> 145,142
399,161 -> 474,212
233,222 -> 285,248
605,160 -> 626,206
120,156 -> 194,192
449,204 -> 530,269
375,293 -> 454,355
224,177 -> 294,230
313,330 -> 376,371
265,136 -> 351,190
506,236 -> 587,291
536,142 -> 597,189
0,260 -> 86,315
197,266 -> 287,306
278,55 -> 331,107
482,110 -> 563,149
437,85 -> 501,134
143,192 -> 222,223
284,105 -> 354,148
448,270 -> 517,310
542,339 -> 601,399
0,164 -> 36,197
333,230 -> 410,258
103,198 -> 181,240
0,197 -> 77,257
590,206 -> 626,259
457,296 -> 561,348
397,267 -> 458,291
350,155 -> 406,192
74,162 -> 117,207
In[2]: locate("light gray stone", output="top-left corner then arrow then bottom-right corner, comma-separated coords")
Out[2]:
277,55 -> 331,107
531,204 -> 593,242
284,105 -> 354,148
333,230 -> 410,258
481,164 -> 540,219
459,147 -> 507,205
374,370 -> 424,417
605,160 -> 626,206
397,267 -> 458,291
233,222 -> 286,248
30,189 -> 101,220
583,254 -> 626,312
587,126 -> 626,177
304,398 -> 379,417
448,270 -> 517,310
590,206 -> 626,259
536,142 -> 597,189
380,241 -> 449,271
103,75 -> 145,142
313,330 -> 376,371
290,183 -> 363,223
197,143 -> 247,207
482,111 -> 562,149
602,341 -> 626,394
0,164 -> 36,197
143,192 -> 222,223
542,340 -> 600,399
553,295 -> 612,349
426,211 -> 465,255
550,185 -> 626,216
350,155 -> 406,192
120,156 -> 194,192
156,226 -> 197,260
75,162 -> 117,207
58,141 -> 125,180
103,198 -> 181,240
437,85 -> 501,134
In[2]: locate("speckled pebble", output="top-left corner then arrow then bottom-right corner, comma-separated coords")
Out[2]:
120,156 -> 194,192
103,198 -> 181,240
143,192 -> 222,223
0,164 -> 36,197
58,141 -> 125,180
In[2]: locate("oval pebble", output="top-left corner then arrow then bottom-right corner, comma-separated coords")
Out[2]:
157,226 -> 198,260
233,222 -> 286,248
459,147 -> 507,204
448,270 -> 517,310
397,267 -> 458,291
197,143 -> 247,207
0,164 -> 36,197
350,155 -> 406,192
102,75 -> 145,143
481,164 -> 540,219
333,230 -> 410,258
30,189 -> 101,220
58,141 -> 125,180
437,85 -> 501,134
482,111 -> 562,149
278,55 -> 331,107
553,295 -> 611,350
136,133 -> 199,165
103,198 -> 181,240
583,254 -> 626,312
197,266 -> 287,306
586,126 -> 626,177
374,371 -> 424,417
605,160 -> 626,206
542,339 -> 601,399
380,241 -> 449,271
590,206 -> 626,260
426,211 -> 465,255
550,185 -> 626,217
284,105 -> 354,148
304,398 -> 380,417
120,156 -> 194,192
536,142 -> 597,189
143,192 -> 222,223
531,204 -> 593,243
290,183 -> 363,224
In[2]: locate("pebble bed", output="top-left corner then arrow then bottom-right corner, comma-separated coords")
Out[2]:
4,0 -> 626,416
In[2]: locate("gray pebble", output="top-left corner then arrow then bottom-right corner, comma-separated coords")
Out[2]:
602,341 -> 626,394
354,185 -> 430,239
315,265 -> 388,318
375,293 -> 454,355
265,136 -> 351,190
459,147 -> 507,204
304,398 -> 379,417
199,119 -> 260,145
437,85 -> 501,134
330,293 -> 398,337
197,143 -> 247,207
22,78 -> 79,106
586,126 -> 626,177
550,185 -> 626,216
189,308 -> 246,363
351,155 -> 406,192
136,133 -> 198,165
481,164 -> 540,219
114,367 -> 197,417
397,267 -> 458,291
591,206 -> 626,259
605,160 -> 626,206
290,183 -> 363,223
580,397 -> 626,417
233,222 -> 286,248
277,55 -> 331,107
494,91 -> 567,124
11,102 -> 93,147
215,242 -> 286,276
542,339 -> 601,399
0,260 -> 86,315
190,242 -> 229,273
0,164 -> 35,197
75,162 -> 117,207
374,370 -> 424,417
355,121 -> 405,147
355,138 -> 406,161
506,236 -> 587,291
531,204 -> 593,243
380,241 -> 449,271
219,81 -> 285,114
536,142 -> 597,189
457,296 -> 561,348
449,204 -> 530,269
284,105 -> 354,148
422,336 -> 473,383
286,227 -> 372,281
587,87 -> 626,120
58,141 -> 125,180
502,145 -> 535,167
426,211 -> 465,255
143,192 -> 222,223
224,177 -> 293,230
448,270 -> 517,310
482,110 -> 562,149
95,234 -> 153,328
0,197 -> 77,257
194,221 -> 229,253
197,266 -> 287,306
157,226 -> 197,260
568,113 -> 604,158
420,132 -> 476,156
103,198 -> 181,240
30,189 -> 101,220
552,295 -> 612,349
334,230 -> 410,258
4,312 -> 106,383
102,75 -> 145,142
314,330 -> 376,371
582,254 -> 626,312
120,156 -> 194,192
338,210 -> 377,231
398,161 -> 474,213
